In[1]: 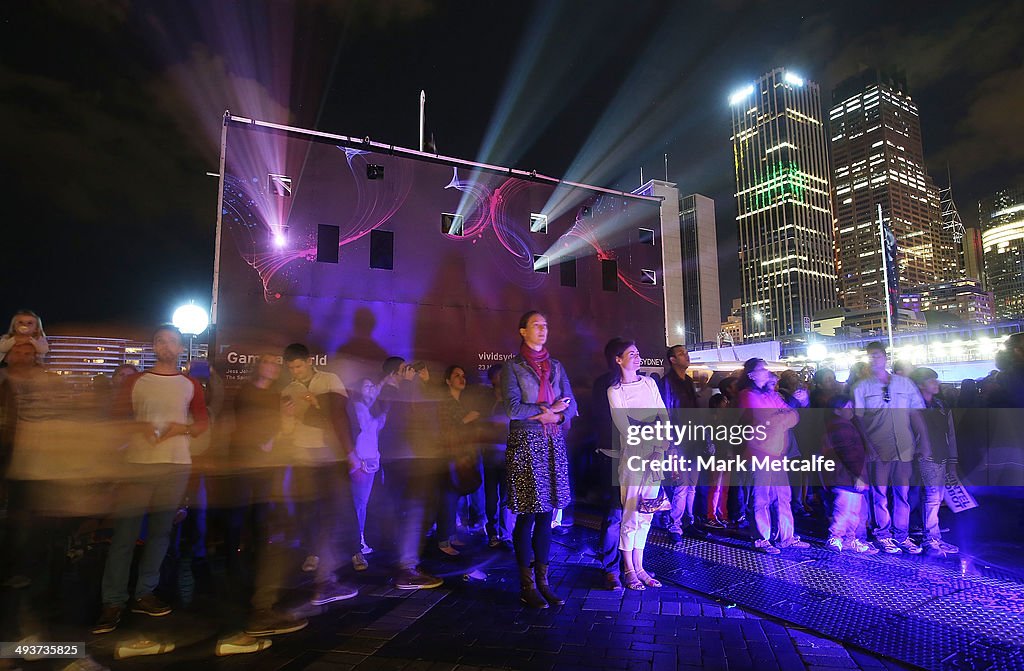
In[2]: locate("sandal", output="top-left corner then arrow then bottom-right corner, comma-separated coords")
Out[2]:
636,570 -> 662,588
623,569 -> 646,591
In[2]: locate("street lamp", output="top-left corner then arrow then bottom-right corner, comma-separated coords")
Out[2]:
172,303 -> 209,363
807,343 -> 828,362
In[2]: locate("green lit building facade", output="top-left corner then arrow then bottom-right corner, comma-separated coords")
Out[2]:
729,68 -> 838,341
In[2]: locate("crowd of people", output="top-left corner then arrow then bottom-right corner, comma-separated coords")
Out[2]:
1,307 -> 1023,668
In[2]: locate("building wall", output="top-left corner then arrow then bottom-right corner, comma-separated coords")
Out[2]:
215,117 -> 667,396
980,186 -> 1024,320
679,193 -> 722,345
730,68 -> 838,342
829,71 -> 957,311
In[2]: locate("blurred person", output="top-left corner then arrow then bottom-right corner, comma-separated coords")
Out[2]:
718,375 -> 741,405
910,367 -> 960,555
206,352 -> 306,654
719,374 -> 749,526
1,341 -> 115,669
737,358 -> 808,554
0,309 -> 49,365
607,338 -> 668,589
892,360 -> 914,377
591,356 -> 622,590
852,342 -> 929,555
481,364 -> 513,548
659,345 -> 707,541
280,343 -> 359,606
778,370 -> 814,518
845,361 -> 870,395
502,311 -> 576,608
377,356 -> 444,590
703,393 -> 731,527
822,395 -> 877,554
956,379 -> 982,409
436,365 -> 481,556
93,324 -> 208,635
810,368 -> 840,409
348,377 -> 386,570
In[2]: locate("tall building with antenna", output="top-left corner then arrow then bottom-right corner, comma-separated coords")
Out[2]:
828,69 -> 957,318
729,67 -> 838,341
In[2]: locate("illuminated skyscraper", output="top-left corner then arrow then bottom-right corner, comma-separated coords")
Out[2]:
829,70 -> 957,316
729,68 -> 838,341
980,186 -> 1024,320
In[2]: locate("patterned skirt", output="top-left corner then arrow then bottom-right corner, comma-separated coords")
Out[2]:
505,426 -> 570,514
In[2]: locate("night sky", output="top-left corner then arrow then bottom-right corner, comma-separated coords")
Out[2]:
2,0 -> 1021,334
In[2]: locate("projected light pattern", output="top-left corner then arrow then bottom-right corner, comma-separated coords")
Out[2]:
222,174 -> 313,300
563,208 -> 660,306
444,168 -> 545,289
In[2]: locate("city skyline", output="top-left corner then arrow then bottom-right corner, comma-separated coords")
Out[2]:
1,1 -> 1021,331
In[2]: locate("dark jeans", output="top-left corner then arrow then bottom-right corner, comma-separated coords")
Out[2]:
483,447 -> 512,540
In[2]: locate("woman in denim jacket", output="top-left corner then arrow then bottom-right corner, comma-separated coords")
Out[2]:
501,311 -> 577,608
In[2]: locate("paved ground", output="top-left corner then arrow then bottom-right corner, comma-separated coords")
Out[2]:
31,525 -> 919,671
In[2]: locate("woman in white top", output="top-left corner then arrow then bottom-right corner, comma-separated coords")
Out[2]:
606,338 -> 668,590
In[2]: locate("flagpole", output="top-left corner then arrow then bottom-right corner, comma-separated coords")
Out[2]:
878,204 -> 895,351
419,90 -> 425,152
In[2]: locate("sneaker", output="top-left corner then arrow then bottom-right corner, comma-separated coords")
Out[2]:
668,531 -> 683,544
849,539 -> 879,555
394,568 -> 443,590
438,541 -> 460,556
876,538 -> 902,554
730,515 -> 748,529
302,555 -> 319,572
352,553 -> 369,571
704,518 -> 726,529
778,538 -> 810,549
488,535 -> 502,548
245,609 -> 309,637
897,538 -> 923,555
826,536 -> 844,553
216,633 -> 272,656
91,605 -> 123,634
114,639 -> 175,660
754,539 -> 780,555
922,539 -> 960,555
310,581 -> 358,605
130,594 -> 171,617
605,572 -> 623,591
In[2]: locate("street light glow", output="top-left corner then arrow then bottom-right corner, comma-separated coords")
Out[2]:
807,343 -> 827,361
172,303 -> 210,336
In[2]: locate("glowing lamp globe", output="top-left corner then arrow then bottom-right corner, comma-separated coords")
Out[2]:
172,304 -> 209,336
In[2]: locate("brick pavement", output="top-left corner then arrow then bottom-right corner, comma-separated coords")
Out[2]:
85,524 -> 916,671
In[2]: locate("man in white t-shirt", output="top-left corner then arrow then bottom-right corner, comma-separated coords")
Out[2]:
94,324 -> 208,635
281,343 -> 359,605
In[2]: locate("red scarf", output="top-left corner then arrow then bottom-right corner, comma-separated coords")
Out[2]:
520,343 -> 554,404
